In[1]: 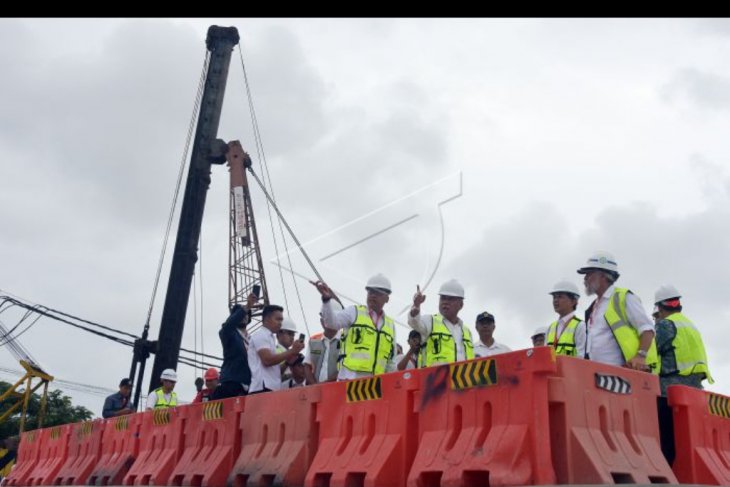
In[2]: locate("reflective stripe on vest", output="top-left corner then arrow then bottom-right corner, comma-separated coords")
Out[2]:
546,316 -> 582,356
423,314 -> 474,367
603,288 -> 658,372
660,312 -> 713,382
309,337 -> 341,381
341,306 -> 395,375
153,388 -> 178,409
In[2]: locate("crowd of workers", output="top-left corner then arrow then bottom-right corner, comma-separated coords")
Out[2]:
101,250 -> 713,416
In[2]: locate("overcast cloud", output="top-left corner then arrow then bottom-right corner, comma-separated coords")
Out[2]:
2,18 -> 730,414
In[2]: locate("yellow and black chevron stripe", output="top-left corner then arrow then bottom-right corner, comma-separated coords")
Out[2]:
203,401 -> 223,421
708,393 -> 730,419
346,377 -> 382,402
50,427 -> 62,440
153,409 -> 171,426
78,421 -> 93,438
450,359 -> 497,390
114,415 -> 129,431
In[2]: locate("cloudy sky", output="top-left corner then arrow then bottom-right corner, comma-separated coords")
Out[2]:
2,18 -> 730,414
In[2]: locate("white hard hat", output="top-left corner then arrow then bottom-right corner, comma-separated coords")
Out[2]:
280,317 -> 298,333
160,369 -> 177,382
549,280 -> 581,297
577,251 -> 619,275
438,279 -> 465,298
655,284 -> 681,304
531,326 -> 547,338
365,273 -> 392,294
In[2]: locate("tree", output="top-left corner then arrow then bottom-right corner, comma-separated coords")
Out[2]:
0,381 -> 92,439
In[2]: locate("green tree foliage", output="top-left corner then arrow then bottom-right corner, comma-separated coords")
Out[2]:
0,381 -> 92,438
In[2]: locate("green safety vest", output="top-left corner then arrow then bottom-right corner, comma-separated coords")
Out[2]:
423,314 -> 474,367
604,288 -> 658,372
546,316 -> 583,357
153,388 -> 178,409
657,312 -> 713,382
341,306 -> 395,375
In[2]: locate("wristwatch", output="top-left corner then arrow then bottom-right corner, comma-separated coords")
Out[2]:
636,350 -> 648,358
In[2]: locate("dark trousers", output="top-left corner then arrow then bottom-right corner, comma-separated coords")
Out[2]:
210,381 -> 247,400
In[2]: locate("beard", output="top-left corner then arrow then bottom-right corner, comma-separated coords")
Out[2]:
584,283 -> 596,296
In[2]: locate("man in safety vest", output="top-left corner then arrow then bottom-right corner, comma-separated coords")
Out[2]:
546,280 -> 587,358
313,274 -> 397,380
304,315 -> 342,384
653,284 -> 713,396
146,369 -> 178,409
578,251 -> 657,372
409,279 -> 475,366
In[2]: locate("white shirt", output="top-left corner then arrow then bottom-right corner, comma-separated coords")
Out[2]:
394,353 -> 418,370
586,285 -> 654,366
303,335 -> 340,383
281,378 -> 305,389
551,312 -> 587,359
473,340 -> 511,358
320,301 -> 397,380
248,328 -> 282,392
145,390 -> 174,410
408,312 -> 467,361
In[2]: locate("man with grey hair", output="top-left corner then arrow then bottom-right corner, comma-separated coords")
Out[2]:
578,251 -> 657,371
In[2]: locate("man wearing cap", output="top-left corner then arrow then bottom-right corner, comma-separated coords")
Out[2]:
282,353 -> 307,389
313,273 -> 397,379
653,285 -> 713,396
304,314 -> 342,384
146,369 -> 178,410
473,312 -> 511,358
409,280 -> 476,366
531,327 -> 547,347
578,251 -> 657,371
248,308 -> 305,393
396,330 -> 424,370
102,378 -> 134,418
546,280 -> 587,358
193,368 -> 220,403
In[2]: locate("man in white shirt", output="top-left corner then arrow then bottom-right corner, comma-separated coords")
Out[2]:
248,306 -> 305,393
282,354 -> 307,389
578,251 -> 657,371
313,274 -> 397,380
546,280 -> 587,358
472,312 -> 512,358
303,315 -> 342,384
396,330 -> 423,370
409,279 -> 476,366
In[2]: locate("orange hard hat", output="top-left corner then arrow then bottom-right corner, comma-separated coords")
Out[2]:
204,368 -> 219,380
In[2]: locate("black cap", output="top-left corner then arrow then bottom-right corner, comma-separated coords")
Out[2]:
119,378 -> 132,387
475,311 -> 495,323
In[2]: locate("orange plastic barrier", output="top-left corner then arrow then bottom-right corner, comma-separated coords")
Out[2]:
305,372 -> 419,487
4,428 -> 43,486
24,424 -> 71,485
229,387 -> 319,487
54,419 -> 105,485
88,413 -> 141,486
407,347 -> 558,487
168,397 -> 244,487
123,407 -> 184,486
667,385 -> 730,485
548,355 -> 676,484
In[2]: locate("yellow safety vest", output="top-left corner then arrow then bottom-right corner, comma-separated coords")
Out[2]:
153,388 -> 178,409
423,314 -> 474,367
341,306 -> 395,375
603,288 -> 658,372
546,316 -> 582,357
658,312 -> 713,382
